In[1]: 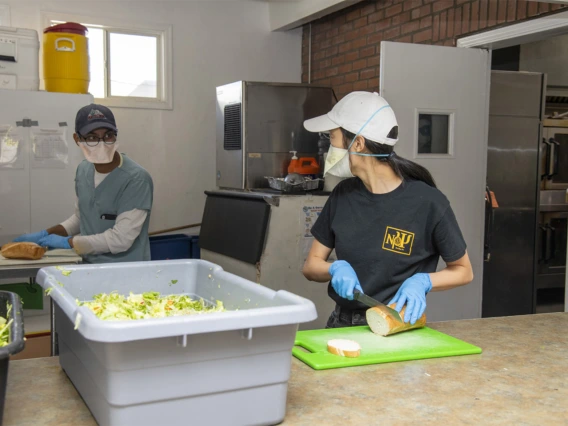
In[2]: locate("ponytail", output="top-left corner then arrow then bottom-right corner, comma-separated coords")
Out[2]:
341,128 -> 437,188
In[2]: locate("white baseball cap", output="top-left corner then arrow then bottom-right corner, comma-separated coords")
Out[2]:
304,91 -> 398,146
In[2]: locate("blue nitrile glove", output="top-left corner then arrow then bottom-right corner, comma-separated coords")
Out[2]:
13,229 -> 48,244
329,260 -> 364,300
389,273 -> 432,325
37,234 -> 72,250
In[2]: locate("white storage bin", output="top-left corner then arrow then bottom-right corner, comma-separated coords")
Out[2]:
37,259 -> 317,426
0,26 -> 39,91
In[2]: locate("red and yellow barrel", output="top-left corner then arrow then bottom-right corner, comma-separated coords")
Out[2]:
43,22 -> 90,94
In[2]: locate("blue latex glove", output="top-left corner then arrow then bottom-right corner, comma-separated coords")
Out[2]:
389,273 -> 432,325
329,260 -> 364,300
13,229 -> 48,244
37,234 -> 72,250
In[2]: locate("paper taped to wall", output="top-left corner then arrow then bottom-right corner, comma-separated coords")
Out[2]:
31,128 -> 68,169
0,125 -> 24,169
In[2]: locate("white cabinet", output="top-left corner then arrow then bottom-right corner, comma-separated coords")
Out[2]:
0,89 -> 93,244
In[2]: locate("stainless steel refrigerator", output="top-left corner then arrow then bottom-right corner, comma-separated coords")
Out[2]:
483,71 -> 567,316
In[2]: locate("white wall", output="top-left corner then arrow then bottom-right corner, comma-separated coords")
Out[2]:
268,0 -> 363,31
4,0 -> 302,233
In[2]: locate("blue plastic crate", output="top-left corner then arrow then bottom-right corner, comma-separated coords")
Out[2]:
149,234 -> 196,260
189,236 -> 200,259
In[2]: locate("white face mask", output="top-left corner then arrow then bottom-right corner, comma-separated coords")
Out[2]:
324,105 -> 395,179
79,142 -> 118,164
324,145 -> 354,178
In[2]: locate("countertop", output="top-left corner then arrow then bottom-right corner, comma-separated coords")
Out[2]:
5,313 -> 568,425
0,249 -> 81,280
0,249 -> 80,266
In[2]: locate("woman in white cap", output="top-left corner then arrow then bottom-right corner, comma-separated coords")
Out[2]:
302,91 -> 473,328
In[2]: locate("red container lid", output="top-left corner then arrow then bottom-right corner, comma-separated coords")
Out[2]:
44,22 -> 88,36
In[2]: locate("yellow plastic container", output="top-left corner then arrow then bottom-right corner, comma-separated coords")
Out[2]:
43,22 -> 90,94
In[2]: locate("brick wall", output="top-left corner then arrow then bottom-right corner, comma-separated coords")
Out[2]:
301,0 -> 566,98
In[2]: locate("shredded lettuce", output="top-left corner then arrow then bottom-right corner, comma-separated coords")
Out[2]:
78,292 -> 225,321
0,304 -> 13,347
55,266 -> 72,276
74,313 -> 83,330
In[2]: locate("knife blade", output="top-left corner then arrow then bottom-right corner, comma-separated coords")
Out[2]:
353,290 -> 403,322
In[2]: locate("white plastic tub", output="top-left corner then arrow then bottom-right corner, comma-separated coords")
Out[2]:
0,26 -> 39,91
36,259 -> 317,426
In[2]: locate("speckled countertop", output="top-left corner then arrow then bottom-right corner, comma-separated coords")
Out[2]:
5,313 -> 568,426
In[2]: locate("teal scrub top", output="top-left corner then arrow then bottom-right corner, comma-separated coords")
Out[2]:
75,153 -> 153,263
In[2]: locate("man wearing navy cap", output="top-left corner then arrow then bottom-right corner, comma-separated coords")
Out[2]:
13,104 -> 154,263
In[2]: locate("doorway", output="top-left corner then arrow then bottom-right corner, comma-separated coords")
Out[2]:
459,9 -> 568,315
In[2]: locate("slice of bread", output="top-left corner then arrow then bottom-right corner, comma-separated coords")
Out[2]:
327,339 -> 361,358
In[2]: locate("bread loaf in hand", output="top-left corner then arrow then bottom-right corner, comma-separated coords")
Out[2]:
1,242 -> 47,260
366,304 -> 426,337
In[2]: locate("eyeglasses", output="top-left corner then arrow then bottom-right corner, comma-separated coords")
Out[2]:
80,132 -> 117,147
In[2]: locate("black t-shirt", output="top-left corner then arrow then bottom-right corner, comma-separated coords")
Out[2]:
311,178 -> 467,310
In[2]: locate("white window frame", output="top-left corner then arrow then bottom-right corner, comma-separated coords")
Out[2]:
0,5 -> 10,26
457,9 -> 568,49
41,11 -> 173,110
413,108 -> 456,160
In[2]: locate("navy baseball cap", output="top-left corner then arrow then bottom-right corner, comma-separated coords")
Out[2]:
75,104 -> 118,135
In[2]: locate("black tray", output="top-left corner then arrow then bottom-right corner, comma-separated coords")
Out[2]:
0,291 -> 25,425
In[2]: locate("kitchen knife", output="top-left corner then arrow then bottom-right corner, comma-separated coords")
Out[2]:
353,290 -> 403,322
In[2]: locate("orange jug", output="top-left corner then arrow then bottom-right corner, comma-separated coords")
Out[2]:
287,151 -> 320,176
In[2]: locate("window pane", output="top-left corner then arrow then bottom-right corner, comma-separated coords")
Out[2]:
109,33 -> 157,98
86,28 -> 105,99
418,113 -> 450,154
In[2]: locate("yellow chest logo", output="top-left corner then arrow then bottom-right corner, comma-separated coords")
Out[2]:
382,226 -> 415,256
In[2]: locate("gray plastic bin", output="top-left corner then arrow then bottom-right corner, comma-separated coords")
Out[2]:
36,260 -> 317,426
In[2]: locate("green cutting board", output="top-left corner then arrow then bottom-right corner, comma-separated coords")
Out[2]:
293,326 -> 482,370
